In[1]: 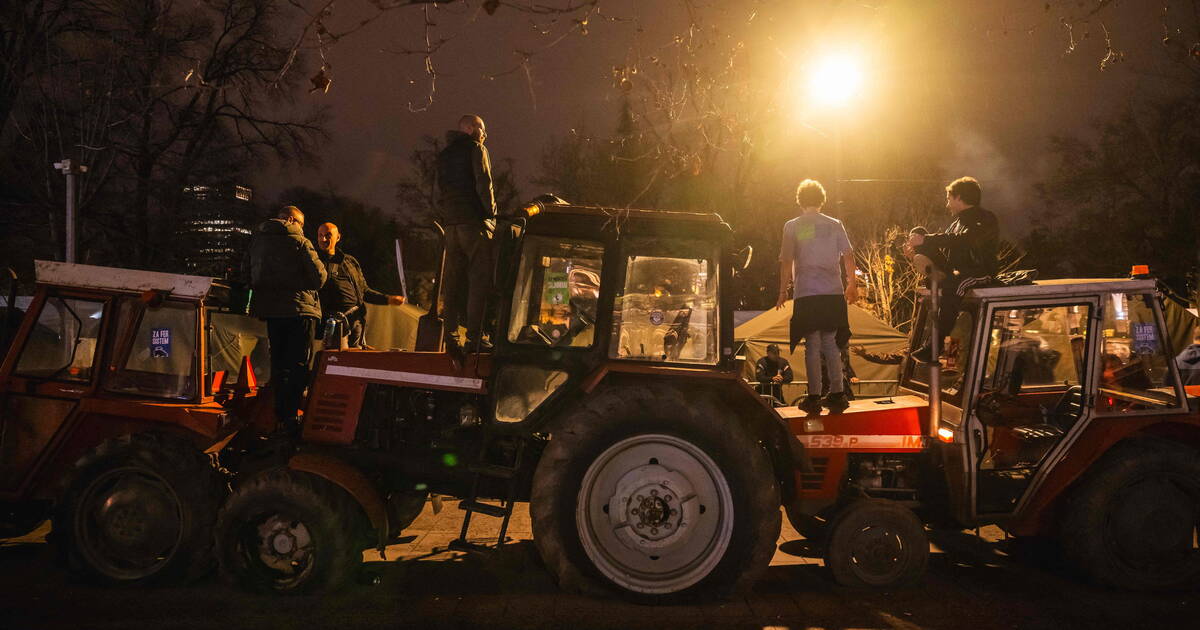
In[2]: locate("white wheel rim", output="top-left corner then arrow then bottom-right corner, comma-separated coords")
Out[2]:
576,433 -> 734,595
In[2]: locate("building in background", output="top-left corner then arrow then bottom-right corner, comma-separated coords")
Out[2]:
178,183 -> 257,278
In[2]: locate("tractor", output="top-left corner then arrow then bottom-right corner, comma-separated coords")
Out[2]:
0,261 -> 269,584
212,202 -> 800,601
784,269 -> 1200,590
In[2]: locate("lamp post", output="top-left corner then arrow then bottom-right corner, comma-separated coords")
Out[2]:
53,159 -> 88,263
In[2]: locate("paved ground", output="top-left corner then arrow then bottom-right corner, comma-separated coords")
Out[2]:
1,501 -> 1196,630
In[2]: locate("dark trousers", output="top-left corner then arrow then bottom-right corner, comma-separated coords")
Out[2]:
442,223 -> 494,342
914,244 -> 966,344
267,316 -> 317,423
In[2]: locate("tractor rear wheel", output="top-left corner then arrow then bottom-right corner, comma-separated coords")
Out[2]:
531,385 -> 781,603
1061,438 -> 1200,590
824,499 -> 928,588
215,469 -> 362,594
52,432 -> 223,585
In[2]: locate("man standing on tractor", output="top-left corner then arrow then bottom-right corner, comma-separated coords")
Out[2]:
906,176 -> 1000,363
246,205 -> 327,430
315,222 -> 405,349
776,178 -> 859,414
436,114 -> 497,350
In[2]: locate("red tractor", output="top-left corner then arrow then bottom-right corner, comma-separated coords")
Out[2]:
0,261 -> 270,584
786,273 -> 1200,589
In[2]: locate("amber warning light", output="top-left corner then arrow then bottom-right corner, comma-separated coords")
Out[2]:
1130,264 -> 1150,278
937,427 -> 955,443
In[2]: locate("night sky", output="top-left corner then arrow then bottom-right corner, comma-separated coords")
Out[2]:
258,0 -> 1184,236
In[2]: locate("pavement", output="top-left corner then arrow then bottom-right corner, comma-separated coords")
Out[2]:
1,501 -> 1196,630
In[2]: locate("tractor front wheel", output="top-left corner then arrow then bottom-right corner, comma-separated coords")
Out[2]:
52,432 -> 222,585
824,499 -> 928,588
1061,438 -> 1200,590
215,469 -> 363,594
531,385 -> 781,603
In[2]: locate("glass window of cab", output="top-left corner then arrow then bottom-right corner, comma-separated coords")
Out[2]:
507,236 -> 604,348
609,238 -> 719,365
1097,292 -> 1182,413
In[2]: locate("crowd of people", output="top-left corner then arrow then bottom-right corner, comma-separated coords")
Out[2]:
244,114 -> 498,430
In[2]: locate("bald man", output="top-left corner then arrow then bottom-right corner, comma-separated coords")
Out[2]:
315,222 -> 404,348
436,114 -> 497,348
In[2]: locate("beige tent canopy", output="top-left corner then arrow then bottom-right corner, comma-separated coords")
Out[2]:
736,303 -> 909,399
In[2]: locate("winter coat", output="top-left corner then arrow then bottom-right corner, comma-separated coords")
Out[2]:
920,205 -> 1000,281
1177,343 -> 1200,386
246,218 -> 327,319
436,130 -> 496,225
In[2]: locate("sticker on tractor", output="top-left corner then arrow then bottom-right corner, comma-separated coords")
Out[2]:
151,327 -> 171,358
1132,322 -> 1158,354
796,434 -> 925,449
649,310 -> 664,325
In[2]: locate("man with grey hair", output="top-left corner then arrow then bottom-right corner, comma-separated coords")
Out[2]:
436,114 -> 497,349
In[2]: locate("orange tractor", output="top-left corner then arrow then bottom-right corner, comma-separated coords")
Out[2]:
0,261 -> 270,584
210,201 -> 1200,600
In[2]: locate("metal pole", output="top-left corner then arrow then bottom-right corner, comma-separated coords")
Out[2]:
54,159 -> 87,263
927,267 -> 942,437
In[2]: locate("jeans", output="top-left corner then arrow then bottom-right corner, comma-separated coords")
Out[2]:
804,329 -> 844,395
266,316 -> 317,423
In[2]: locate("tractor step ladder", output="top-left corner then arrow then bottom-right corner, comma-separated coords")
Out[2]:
448,436 -> 526,555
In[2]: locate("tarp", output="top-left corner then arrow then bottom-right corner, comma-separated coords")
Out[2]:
363,303 -> 427,351
736,303 -> 909,399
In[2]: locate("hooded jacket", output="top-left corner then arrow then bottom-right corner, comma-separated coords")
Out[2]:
246,218 -> 327,319
436,130 -> 496,225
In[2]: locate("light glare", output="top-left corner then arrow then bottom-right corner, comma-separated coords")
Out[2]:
808,53 -> 864,107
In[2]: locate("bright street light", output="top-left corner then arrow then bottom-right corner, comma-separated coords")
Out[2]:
807,52 -> 864,108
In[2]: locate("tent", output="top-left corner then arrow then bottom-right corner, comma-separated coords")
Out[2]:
736,303 -> 909,400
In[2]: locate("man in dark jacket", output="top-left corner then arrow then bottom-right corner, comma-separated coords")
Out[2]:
1176,327 -> 1200,386
315,222 -> 404,348
755,343 -> 794,404
247,205 -> 327,427
436,114 -> 497,348
906,176 -> 999,363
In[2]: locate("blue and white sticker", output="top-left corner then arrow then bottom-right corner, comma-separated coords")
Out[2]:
151,328 -> 171,358
649,310 -> 664,325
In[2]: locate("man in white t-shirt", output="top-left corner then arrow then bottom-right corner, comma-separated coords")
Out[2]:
776,179 -> 859,414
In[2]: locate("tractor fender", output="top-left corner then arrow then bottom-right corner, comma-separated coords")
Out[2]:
287,452 -> 389,550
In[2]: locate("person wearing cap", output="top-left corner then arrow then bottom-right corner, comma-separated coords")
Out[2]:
755,343 -> 794,404
905,176 -> 999,363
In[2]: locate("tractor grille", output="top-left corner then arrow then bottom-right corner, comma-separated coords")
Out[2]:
307,392 -> 351,433
800,457 -> 829,491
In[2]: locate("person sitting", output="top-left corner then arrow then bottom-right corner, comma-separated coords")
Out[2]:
755,343 -> 794,404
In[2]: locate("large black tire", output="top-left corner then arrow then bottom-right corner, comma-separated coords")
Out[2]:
1060,438 -> 1200,590
824,499 -> 928,588
51,432 -> 223,585
531,384 -> 781,603
215,469 -> 362,595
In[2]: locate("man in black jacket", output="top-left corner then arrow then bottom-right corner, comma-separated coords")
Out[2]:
755,343 -> 794,404
436,114 -> 497,348
906,176 -> 1000,363
246,205 -> 327,427
315,222 -> 405,348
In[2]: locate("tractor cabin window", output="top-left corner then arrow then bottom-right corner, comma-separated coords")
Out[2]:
610,239 -> 718,365
1096,292 -> 1181,413
105,298 -> 198,400
507,237 -> 604,348
15,296 -> 105,382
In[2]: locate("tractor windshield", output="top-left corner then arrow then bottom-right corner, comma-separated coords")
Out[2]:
610,238 -> 718,365
1096,292 -> 1183,413
105,298 -> 198,400
14,296 -> 104,382
507,236 -> 604,348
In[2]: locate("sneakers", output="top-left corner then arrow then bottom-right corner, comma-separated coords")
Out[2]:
822,391 -> 850,414
798,394 -> 823,415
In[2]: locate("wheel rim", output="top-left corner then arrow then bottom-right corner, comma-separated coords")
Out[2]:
76,466 -> 183,580
236,510 -> 317,592
1107,472 -> 1200,580
576,433 -> 734,595
844,523 -> 908,585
